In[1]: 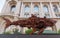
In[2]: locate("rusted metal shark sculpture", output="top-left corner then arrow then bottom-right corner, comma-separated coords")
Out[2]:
2,14 -> 57,35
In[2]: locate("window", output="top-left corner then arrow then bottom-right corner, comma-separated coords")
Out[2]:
24,13 -> 29,17
44,14 -> 50,18
43,5 -> 49,13
43,5 -> 50,18
11,5 -> 16,13
53,5 -> 59,13
24,5 -> 30,18
34,13 -> 39,16
55,14 -> 60,18
34,5 -> 39,12
24,5 -> 30,13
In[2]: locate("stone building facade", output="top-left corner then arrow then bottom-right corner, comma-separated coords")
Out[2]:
0,0 -> 60,34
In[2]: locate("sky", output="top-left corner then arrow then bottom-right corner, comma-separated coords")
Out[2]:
0,0 -> 6,13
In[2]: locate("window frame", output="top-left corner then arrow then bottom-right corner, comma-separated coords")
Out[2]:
43,4 -> 50,18
43,5 -> 49,13
24,5 -> 30,13
33,5 -> 39,13
10,5 -> 16,13
24,5 -> 31,18
53,5 -> 59,13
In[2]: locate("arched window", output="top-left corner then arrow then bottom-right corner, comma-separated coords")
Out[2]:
11,5 -> 16,13
24,5 -> 30,13
34,5 -> 39,12
24,5 -> 30,17
43,5 -> 49,13
53,5 -> 59,13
